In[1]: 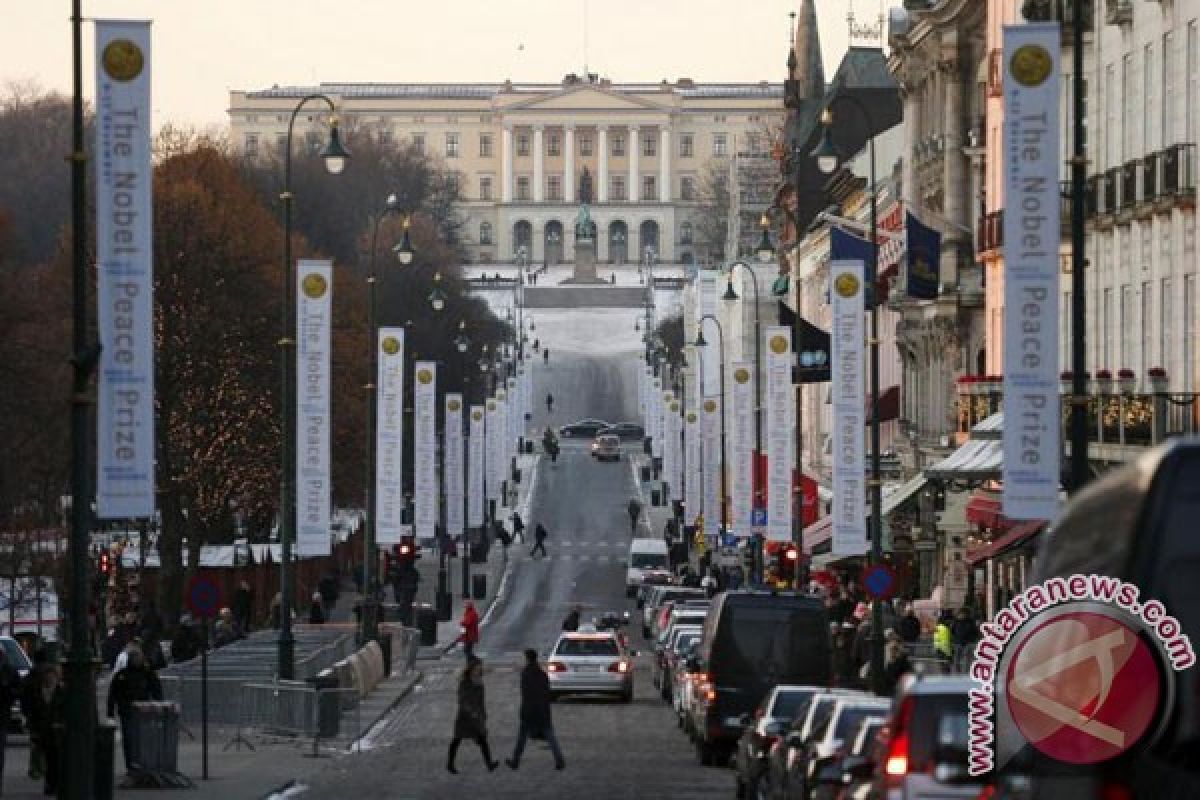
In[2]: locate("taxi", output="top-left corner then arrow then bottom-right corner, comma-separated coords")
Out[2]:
546,625 -> 636,703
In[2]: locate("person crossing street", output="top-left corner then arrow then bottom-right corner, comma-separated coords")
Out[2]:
446,658 -> 499,774
530,523 -> 550,559
627,497 -> 643,534
505,649 -> 565,771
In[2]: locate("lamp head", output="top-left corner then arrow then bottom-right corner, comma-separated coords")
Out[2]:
811,110 -> 839,175
723,278 -> 739,302
393,216 -> 415,265
693,327 -> 708,348
384,193 -> 401,213
429,272 -> 445,312
319,118 -> 350,175
755,227 -> 775,263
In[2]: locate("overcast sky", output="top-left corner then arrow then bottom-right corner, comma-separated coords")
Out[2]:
2,0 -> 872,129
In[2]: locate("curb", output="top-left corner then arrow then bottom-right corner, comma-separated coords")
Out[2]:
352,668 -> 423,745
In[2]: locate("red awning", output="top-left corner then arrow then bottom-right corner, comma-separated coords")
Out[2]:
966,521 -> 1046,565
965,489 -> 1006,529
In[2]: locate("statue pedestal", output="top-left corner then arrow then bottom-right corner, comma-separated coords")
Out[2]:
573,237 -> 598,282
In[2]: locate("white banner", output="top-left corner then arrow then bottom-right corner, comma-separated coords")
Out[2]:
697,273 -> 719,396
1003,24 -> 1062,521
486,397 -> 502,503
702,397 -> 722,532
651,377 -> 664,458
730,362 -> 754,536
468,405 -> 485,527
444,394 -> 464,539
661,392 -> 675,499
638,365 -> 647,422
414,361 -> 437,540
665,397 -> 682,502
764,326 -> 793,542
376,328 -> 406,545
830,261 -> 868,556
684,408 -> 702,521
508,377 -> 519,454
296,260 -> 332,556
95,20 -> 155,519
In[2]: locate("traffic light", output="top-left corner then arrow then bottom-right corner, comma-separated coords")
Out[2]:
779,545 -> 799,583
99,550 -> 111,575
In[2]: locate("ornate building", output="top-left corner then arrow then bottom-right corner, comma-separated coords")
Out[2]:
228,75 -> 784,265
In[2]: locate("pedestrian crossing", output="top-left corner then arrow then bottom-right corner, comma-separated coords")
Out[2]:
512,551 -> 626,563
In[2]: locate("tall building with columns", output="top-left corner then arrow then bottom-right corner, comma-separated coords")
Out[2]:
229,74 -> 783,265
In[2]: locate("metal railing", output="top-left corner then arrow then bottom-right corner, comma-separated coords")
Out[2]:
235,683 -> 363,755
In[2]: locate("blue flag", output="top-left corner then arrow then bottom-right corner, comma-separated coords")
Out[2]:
905,211 -> 941,300
829,227 -> 878,308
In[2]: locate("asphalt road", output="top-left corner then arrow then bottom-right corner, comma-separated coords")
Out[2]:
299,337 -> 733,799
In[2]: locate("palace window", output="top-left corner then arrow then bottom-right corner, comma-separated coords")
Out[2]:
516,176 -> 531,201
713,133 -> 728,157
641,175 -> 657,201
612,134 -> 626,157
611,175 -> 627,201
244,133 -> 259,158
479,222 -> 493,245
680,175 -> 695,201
579,134 -> 593,156
517,133 -> 531,157
548,132 -> 561,157
479,176 -> 493,201
643,133 -> 657,157
680,222 -> 694,245
446,133 -> 460,158
680,133 -> 694,158
479,134 -> 493,157
412,134 -> 425,155
547,175 -> 563,201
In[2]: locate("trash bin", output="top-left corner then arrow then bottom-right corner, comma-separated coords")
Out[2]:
95,719 -> 117,800
472,574 -> 487,599
307,670 -> 341,738
414,603 -> 437,646
129,702 -> 181,772
639,465 -> 651,482
650,488 -> 662,506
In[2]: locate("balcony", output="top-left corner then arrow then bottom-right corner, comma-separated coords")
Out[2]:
1161,143 -> 1197,208
1119,161 -> 1137,216
955,388 -> 1200,456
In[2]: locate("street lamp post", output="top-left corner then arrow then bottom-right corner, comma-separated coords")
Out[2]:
456,323 -> 472,598
812,96 -> 885,696
65,3 -> 99,794
723,262 -> 765,581
363,195 -> 412,645
278,93 -> 349,680
694,315 -> 730,535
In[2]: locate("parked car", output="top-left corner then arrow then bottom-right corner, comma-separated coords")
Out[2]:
653,598 -> 707,643
590,433 -> 621,461
988,440 -> 1200,799
691,591 -> 832,766
869,674 -> 980,800
656,624 -> 703,696
734,685 -> 825,800
641,586 -> 705,634
793,696 -> 890,800
558,418 -> 610,437
597,422 -> 644,440
661,628 -> 704,702
764,689 -> 868,800
547,625 -> 637,702
823,715 -> 887,800
673,639 -> 705,734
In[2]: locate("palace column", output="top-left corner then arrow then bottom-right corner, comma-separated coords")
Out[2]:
533,125 -> 545,203
598,126 -> 609,202
502,124 -> 513,203
564,125 -> 575,202
628,125 -> 640,203
659,125 -> 671,202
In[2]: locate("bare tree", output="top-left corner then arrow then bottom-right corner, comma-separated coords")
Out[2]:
692,160 -> 731,265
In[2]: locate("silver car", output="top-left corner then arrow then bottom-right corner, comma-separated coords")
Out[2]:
547,627 -> 635,702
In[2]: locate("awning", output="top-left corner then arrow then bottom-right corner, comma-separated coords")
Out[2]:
966,521 -> 1045,565
924,438 -> 1003,482
803,473 -> 927,553
803,516 -> 832,553
965,490 -> 1005,529
880,473 -> 927,515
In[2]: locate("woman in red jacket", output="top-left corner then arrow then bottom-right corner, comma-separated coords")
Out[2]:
458,601 -> 481,660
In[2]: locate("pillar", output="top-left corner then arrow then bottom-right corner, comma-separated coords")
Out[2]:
628,126 -> 640,203
502,125 -> 513,203
941,50 -> 965,287
533,125 -> 545,203
659,126 -> 671,202
564,125 -> 575,203
598,126 -> 609,203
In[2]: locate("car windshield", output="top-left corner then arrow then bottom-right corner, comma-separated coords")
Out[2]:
769,689 -> 813,719
852,722 -> 885,755
632,553 -> 667,569
674,633 -> 701,653
556,637 -> 619,657
0,639 -> 29,671
835,706 -> 889,741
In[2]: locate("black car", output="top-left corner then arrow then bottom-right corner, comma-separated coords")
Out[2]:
691,591 -> 831,766
597,422 -> 645,440
558,418 -> 610,437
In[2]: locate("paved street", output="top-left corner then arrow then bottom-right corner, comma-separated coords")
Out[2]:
299,313 -> 732,799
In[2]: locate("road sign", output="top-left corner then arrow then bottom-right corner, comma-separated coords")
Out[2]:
185,574 -> 221,619
862,564 -> 897,601
751,508 -> 768,526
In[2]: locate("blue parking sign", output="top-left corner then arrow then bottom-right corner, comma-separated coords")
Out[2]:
751,508 -> 768,527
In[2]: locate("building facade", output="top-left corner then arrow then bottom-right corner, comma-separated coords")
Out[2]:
229,76 -> 784,266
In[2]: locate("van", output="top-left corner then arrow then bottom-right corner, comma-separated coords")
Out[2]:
626,538 -> 670,597
691,590 -> 831,764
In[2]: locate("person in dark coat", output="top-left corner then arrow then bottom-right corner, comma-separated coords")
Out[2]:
881,631 -> 913,696
510,512 -> 526,544
561,605 -> 581,632
897,603 -> 922,643
0,649 -> 21,789
232,580 -> 254,633
171,615 -> 203,663
530,523 -> 549,558
318,574 -> 339,618
505,649 -> 565,770
107,647 -> 164,771
308,591 -> 326,624
446,658 -> 498,773
21,651 -> 64,793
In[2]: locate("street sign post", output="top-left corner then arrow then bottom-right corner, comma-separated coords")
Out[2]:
862,563 -> 897,601
184,575 -> 220,780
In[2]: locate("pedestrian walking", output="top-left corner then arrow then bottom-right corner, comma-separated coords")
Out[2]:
319,573 -> 339,619
21,650 -> 63,793
232,580 -> 254,634
546,393 -> 554,413
458,600 -> 481,660
0,649 -> 21,790
543,348 -> 549,364
308,591 -> 326,624
882,630 -> 913,695
511,511 -> 526,544
171,614 -> 203,663
561,604 -> 581,632
107,646 -> 163,772
531,523 -> 549,558
627,497 -> 643,534
951,607 -> 980,672
934,610 -> 954,665
896,602 -> 921,643
505,649 -> 565,771
446,658 -> 499,773
213,607 -> 239,647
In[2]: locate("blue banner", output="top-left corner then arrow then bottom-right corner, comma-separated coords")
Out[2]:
905,211 -> 941,300
830,227 -> 878,308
